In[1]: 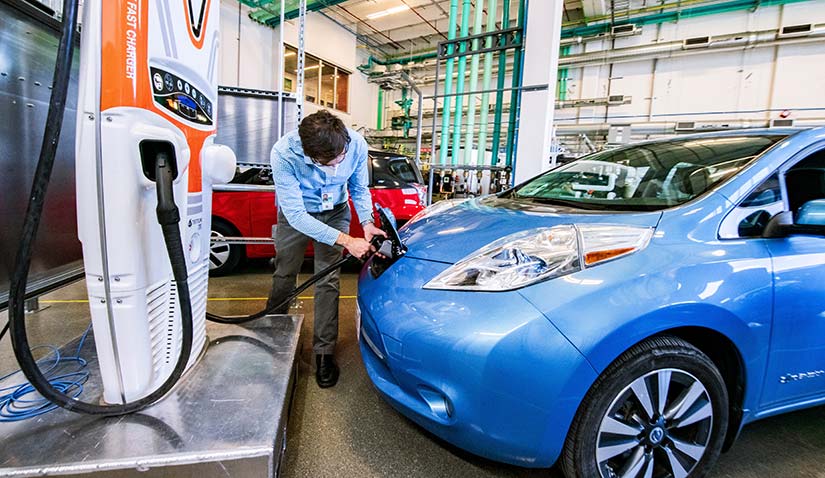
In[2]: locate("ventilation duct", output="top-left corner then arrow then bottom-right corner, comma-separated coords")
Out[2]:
778,24 -> 813,38
683,36 -> 711,49
611,24 -> 640,37
771,119 -> 795,127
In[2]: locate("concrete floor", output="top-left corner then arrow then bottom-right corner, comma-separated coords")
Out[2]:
2,260 -> 825,477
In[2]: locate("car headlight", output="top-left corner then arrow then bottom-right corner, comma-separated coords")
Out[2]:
423,225 -> 653,291
406,198 -> 469,226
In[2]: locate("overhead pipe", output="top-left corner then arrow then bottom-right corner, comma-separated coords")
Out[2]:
490,2 -> 510,166
476,0 -> 498,167
384,23 -> 825,87
439,0 -> 460,165
450,0 -> 473,165
560,26 -> 825,67
248,0 -> 350,26
561,0 -> 813,39
355,0 -> 817,71
462,0 -> 486,165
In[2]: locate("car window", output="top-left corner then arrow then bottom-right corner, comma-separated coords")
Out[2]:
785,149 -> 825,214
389,160 -> 420,183
371,156 -> 422,188
720,148 -> 825,239
230,167 -> 273,185
719,174 -> 783,239
740,175 -> 781,207
510,135 -> 784,211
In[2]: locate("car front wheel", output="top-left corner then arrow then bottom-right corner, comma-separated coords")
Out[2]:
562,336 -> 729,478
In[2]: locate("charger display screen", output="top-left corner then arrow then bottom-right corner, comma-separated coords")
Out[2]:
150,67 -> 213,126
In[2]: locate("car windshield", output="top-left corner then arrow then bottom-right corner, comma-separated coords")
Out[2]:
509,135 -> 785,211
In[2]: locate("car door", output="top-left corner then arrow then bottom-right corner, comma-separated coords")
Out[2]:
760,145 -> 825,409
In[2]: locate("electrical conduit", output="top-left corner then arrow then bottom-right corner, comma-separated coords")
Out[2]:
462,0 -> 486,165
450,0 -> 472,165
504,0 -> 525,168
439,0 -> 460,165
490,2 -> 510,166
476,0 -> 498,167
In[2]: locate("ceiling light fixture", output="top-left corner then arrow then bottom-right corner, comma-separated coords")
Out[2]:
366,5 -> 409,20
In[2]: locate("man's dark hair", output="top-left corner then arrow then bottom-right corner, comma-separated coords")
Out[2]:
298,110 -> 349,164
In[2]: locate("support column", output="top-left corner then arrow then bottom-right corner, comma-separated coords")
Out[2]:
513,0 -> 563,184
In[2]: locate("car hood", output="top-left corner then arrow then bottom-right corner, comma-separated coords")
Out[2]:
398,196 -> 663,264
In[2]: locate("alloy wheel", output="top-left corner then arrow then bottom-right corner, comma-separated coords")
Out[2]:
209,230 -> 231,270
596,368 -> 714,478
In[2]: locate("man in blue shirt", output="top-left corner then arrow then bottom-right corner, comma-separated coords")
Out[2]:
268,110 -> 384,388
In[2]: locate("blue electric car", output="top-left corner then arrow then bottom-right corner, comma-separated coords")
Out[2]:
357,128 -> 825,478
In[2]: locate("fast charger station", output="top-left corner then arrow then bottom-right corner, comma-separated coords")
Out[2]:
0,1 -> 302,476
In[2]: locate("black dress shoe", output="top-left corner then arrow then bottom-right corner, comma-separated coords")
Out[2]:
315,354 -> 339,388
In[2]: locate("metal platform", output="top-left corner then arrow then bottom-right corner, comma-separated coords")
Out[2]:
0,315 -> 303,478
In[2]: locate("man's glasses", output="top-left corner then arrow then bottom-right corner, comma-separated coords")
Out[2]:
313,136 -> 351,166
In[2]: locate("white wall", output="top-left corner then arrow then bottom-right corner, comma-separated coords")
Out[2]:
218,0 -> 378,129
555,2 -> 825,132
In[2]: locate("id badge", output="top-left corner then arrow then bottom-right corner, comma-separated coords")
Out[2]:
321,189 -> 334,211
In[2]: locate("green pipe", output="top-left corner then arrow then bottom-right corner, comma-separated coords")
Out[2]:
439,0 -> 460,165
357,52 -> 438,72
490,2 -> 510,166
462,0 -> 486,165
377,89 -> 383,130
504,0 -> 525,168
450,0 -> 473,165
558,45 -> 570,101
249,0 -> 349,26
476,0 -> 498,167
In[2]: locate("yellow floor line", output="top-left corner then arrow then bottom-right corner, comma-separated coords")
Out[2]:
40,296 -> 357,304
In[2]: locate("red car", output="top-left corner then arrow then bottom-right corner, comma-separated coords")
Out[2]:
209,151 -> 426,275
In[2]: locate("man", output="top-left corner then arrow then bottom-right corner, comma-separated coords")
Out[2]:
268,110 -> 384,388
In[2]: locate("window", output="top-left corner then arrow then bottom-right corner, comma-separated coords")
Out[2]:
720,174 -> 783,239
785,149 -> 825,214
720,147 -> 825,239
511,135 -> 785,211
371,155 -> 423,188
283,45 -> 350,113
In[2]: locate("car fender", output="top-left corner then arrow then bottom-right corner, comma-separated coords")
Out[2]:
585,303 -> 762,401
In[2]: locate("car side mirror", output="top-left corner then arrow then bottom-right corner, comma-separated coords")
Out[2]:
797,199 -> 825,226
764,199 -> 825,238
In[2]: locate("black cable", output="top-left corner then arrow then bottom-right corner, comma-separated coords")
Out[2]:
7,0 -> 193,414
205,254 -> 357,325
205,212 -> 404,325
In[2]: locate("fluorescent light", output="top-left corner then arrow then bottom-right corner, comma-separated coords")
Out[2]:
366,5 -> 409,20
284,51 -> 296,57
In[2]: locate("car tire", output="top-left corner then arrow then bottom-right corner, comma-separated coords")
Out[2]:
209,219 -> 243,276
561,336 -> 729,478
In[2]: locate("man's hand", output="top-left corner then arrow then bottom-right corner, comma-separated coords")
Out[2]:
337,233 -> 373,259
362,222 -> 386,244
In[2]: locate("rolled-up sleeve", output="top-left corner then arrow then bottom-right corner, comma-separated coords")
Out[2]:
271,146 -> 342,246
348,134 -> 374,224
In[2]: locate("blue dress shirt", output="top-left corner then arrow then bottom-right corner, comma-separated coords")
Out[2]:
270,128 -> 373,245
